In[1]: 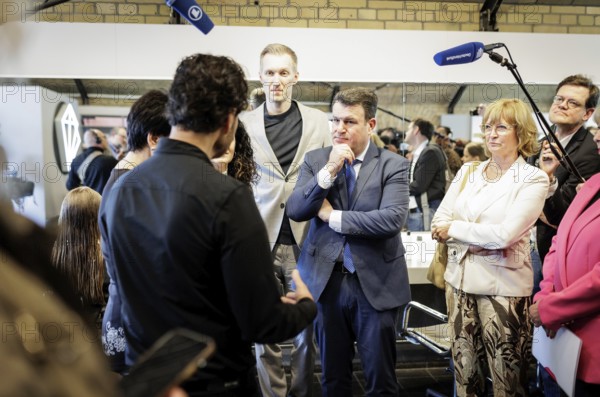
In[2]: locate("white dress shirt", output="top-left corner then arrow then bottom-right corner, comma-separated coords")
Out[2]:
408,140 -> 428,210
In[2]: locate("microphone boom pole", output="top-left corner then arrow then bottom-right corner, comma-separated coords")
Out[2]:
486,50 -> 585,183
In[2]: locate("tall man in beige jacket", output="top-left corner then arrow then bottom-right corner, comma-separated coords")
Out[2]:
240,43 -> 331,397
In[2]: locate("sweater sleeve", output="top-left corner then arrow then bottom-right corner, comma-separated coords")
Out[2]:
217,186 -> 316,343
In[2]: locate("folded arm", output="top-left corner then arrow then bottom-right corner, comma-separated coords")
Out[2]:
341,162 -> 409,239
286,157 -> 331,222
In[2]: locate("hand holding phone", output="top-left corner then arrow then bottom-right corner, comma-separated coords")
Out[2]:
280,270 -> 314,305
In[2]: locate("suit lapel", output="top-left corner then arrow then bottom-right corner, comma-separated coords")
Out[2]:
249,104 -> 285,177
350,143 -> 379,210
564,126 -> 587,156
566,204 -> 600,256
554,126 -> 586,182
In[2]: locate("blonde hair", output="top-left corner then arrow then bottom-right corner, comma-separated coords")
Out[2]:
370,133 -> 385,148
482,98 -> 539,158
51,187 -> 104,305
260,43 -> 298,72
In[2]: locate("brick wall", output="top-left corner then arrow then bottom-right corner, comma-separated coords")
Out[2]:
11,1 -> 595,125
22,1 -> 600,34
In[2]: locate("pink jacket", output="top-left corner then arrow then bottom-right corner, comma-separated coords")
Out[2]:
534,173 -> 600,384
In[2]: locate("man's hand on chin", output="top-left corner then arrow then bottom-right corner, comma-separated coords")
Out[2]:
326,144 -> 355,178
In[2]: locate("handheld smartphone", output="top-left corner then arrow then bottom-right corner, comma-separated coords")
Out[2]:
120,328 -> 216,397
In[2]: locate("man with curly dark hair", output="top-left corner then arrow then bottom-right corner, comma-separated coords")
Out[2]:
99,54 -> 317,396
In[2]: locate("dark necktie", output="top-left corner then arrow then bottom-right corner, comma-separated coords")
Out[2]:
345,159 -> 359,203
343,160 -> 360,273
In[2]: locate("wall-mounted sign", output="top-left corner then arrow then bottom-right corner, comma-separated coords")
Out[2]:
53,102 -> 81,174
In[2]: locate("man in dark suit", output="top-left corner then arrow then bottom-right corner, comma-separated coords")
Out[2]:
529,74 -> 600,263
287,88 -> 410,397
527,74 -> 600,397
66,129 -> 117,194
404,118 -> 447,231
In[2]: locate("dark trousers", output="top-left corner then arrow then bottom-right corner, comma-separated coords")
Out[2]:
184,367 -> 260,397
315,271 -> 399,397
536,222 -> 556,263
574,380 -> 600,397
540,366 -> 600,397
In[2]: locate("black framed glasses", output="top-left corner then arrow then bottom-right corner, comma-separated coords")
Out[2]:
552,95 -> 583,109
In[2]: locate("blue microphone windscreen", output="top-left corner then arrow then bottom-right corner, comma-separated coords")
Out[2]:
166,0 -> 214,34
433,42 -> 484,66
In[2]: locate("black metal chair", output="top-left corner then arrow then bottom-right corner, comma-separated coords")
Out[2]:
400,301 -> 455,397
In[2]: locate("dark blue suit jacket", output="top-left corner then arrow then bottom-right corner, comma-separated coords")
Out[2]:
287,143 -> 411,311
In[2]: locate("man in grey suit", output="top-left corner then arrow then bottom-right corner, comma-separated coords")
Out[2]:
239,43 -> 331,397
287,88 -> 411,397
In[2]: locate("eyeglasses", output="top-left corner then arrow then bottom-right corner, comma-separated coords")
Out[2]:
552,95 -> 583,109
480,124 -> 514,135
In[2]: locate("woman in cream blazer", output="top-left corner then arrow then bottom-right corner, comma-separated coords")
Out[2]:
432,99 -> 549,397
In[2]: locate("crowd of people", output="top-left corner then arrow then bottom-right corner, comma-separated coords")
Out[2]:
374,118 -> 490,234
2,42 -> 600,397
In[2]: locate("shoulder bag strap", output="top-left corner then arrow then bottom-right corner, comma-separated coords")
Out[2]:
77,150 -> 102,183
458,161 -> 480,194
